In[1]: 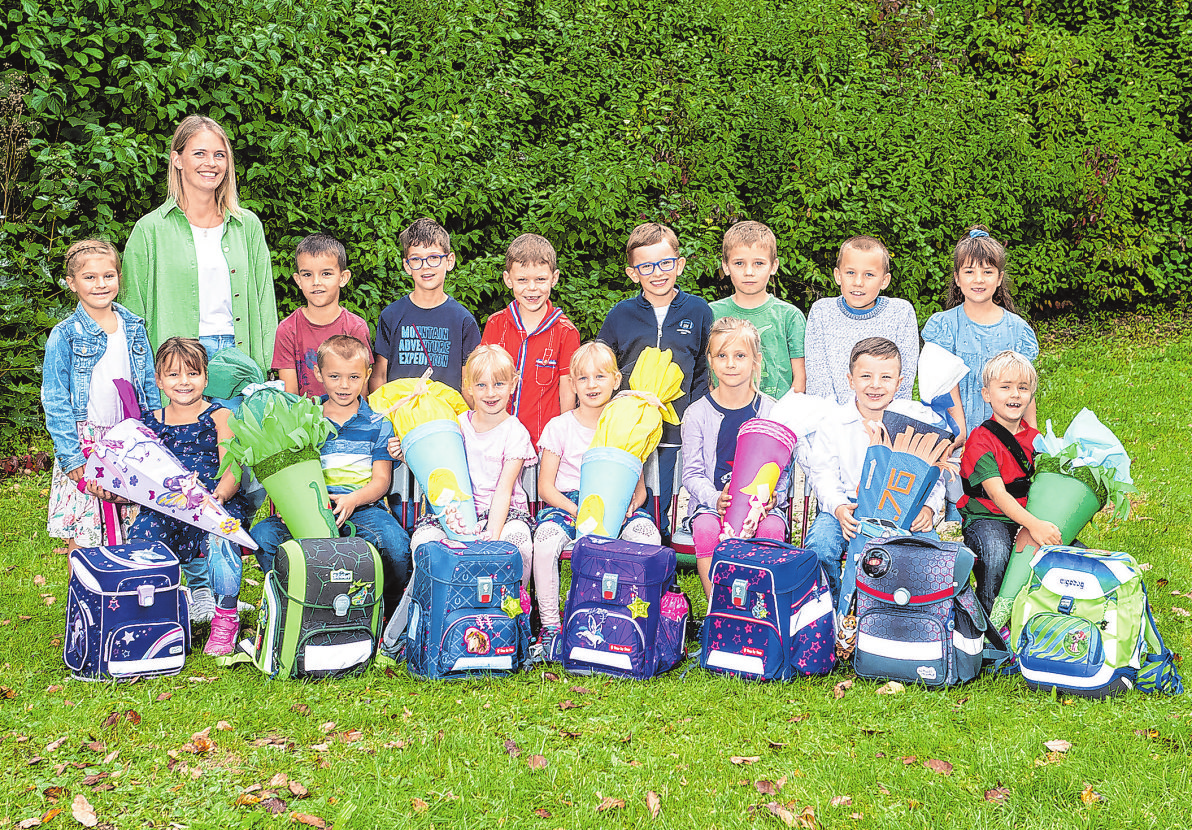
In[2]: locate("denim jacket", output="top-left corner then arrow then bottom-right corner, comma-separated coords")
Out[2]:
41,302 -> 161,472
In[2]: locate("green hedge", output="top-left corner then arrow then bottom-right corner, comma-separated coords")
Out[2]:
2,0 -> 1189,450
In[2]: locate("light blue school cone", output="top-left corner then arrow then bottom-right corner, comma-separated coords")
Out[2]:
576,447 -> 643,538
402,419 -> 479,541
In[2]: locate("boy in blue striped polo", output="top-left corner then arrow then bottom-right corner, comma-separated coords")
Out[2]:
249,335 -> 411,611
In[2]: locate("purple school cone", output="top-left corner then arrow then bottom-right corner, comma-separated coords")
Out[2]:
402,419 -> 479,541
721,419 -> 797,540
989,472 -> 1103,627
576,447 -> 642,539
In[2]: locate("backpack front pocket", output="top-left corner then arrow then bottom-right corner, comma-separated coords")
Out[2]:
104,621 -> 187,678
1018,613 -> 1106,680
702,612 -> 784,680
854,609 -> 948,686
440,612 -> 522,674
565,605 -> 647,676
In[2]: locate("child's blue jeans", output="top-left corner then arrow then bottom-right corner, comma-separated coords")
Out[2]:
250,503 -> 412,599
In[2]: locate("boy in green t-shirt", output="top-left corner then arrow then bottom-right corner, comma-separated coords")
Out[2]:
710,221 -> 807,398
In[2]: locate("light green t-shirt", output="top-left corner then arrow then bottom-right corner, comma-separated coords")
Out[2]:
709,295 -> 807,398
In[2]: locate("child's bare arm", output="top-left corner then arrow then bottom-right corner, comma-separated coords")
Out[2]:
368,356 -> 388,393
789,357 -> 806,394
538,450 -> 577,515
211,407 -> 241,502
629,473 -> 648,516
558,374 -> 577,413
982,475 -> 1060,545
277,368 -> 299,396
329,459 -> 392,525
486,458 -> 524,541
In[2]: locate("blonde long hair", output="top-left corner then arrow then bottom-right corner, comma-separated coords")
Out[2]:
167,115 -> 242,219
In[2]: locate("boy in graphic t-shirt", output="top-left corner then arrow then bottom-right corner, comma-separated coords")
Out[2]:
370,218 -> 481,393
272,233 -> 372,399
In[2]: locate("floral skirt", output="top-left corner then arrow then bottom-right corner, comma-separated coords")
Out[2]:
47,421 -> 138,546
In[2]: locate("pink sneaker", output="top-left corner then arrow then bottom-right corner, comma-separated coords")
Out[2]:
204,607 -> 239,656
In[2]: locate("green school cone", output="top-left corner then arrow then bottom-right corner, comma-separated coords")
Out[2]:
989,472 -> 1103,627
260,457 -> 338,539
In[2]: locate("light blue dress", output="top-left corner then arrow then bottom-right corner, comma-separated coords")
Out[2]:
921,305 -> 1039,434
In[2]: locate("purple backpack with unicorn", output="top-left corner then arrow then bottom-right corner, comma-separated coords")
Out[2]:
562,536 -> 689,679
700,538 -> 836,680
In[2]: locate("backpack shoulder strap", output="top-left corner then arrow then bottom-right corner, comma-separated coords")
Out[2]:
1136,584 -> 1184,694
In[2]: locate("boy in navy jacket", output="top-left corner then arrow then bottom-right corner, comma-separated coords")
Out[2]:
598,223 -> 713,535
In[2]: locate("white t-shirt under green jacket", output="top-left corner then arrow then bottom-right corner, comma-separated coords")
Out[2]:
709,295 -> 807,398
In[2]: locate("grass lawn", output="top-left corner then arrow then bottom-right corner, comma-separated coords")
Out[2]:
2,309 -> 1190,829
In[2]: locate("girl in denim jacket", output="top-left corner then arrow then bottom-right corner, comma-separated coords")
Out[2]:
42,240 -> 160,551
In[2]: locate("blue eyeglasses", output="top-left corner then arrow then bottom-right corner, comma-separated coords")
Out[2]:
405,254 -> 448,268
630,257 -> 678,277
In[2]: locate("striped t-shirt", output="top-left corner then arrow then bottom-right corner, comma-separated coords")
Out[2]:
319,397 -> 394,495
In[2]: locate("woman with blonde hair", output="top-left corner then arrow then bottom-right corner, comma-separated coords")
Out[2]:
123,115 -> 278,369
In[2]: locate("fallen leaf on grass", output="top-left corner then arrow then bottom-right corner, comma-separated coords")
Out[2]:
1080,784 -> 1106,804
901,756 -> 917,765
570,685 -> 593,695
383,739 -> 409,749
156,692 -> 172,702
528,754 -> 548,770
503,739 -> 521,757
595,796 -> 625,813
16,818 -> 40,829
235,793 -> 262,807
765,802 -> 817,828
261,798 -> 287,815
1171,607 -> 1190,617
646,791 -> 661,819
558,700 -> 579,710
788,714 -> 809,723
291,812 -> 327,827
319,721 -> 336,733
309,743 -> 329,752
924,759 -> 953,775
833,679 -> 854,699
27,756 -> 44,766
877,785 -> 890,795
768,740 -> 787,749
102,712 -> 122,728
42,786 -> 65,800
830,795 -> 852,807
71,794 -> 98,827
533,807 -> 551,818
182,735 -> 214,754
269,773 -> 289,787
290,704 -> 311,716
411,797 -> 429,813
755,777 -> 786,795
85,741 -> 105,753
1035,751 -> 1065,767
876,681 -> 904,695
81,773 -> 109,786
731,755 -> 760,765
46,685 -> 62,693
216,721 -> 233,731
288,781 -> 309,798
543,671 -> 560,681
34,574 -> 46,585
559,730 -> 581,739
984,785 -> 1010,804
40,808 -> 61,824
1044,739 -> 1072,753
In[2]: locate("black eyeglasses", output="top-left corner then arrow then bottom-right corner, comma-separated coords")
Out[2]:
405,254 -> 448,268
630,257 -> 678,277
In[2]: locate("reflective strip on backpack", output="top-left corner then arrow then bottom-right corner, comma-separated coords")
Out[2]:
857,632 -> 943,662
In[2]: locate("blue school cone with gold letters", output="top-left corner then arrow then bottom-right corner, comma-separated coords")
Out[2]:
402,419 -> 479,541
576,447 -> 642,538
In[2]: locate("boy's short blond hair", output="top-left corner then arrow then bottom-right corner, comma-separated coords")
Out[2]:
464,344 -> 519,390
722,221 -> 777,262
155,337 -> 207,377
625,223 -> 680,262
837,235 -> 891,274
848,336 -> 901,373
982,350 -> 1038,393
317,335 -> 372,370
571,341 -> 619,378
505,233 -> 557,272
399,217 -> 451,256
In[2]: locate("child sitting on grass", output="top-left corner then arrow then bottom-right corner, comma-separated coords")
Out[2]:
531,342 -> 660,662
958,351 -> 1060,616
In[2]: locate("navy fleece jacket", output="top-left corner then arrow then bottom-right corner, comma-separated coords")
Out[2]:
597,289 -> 713,444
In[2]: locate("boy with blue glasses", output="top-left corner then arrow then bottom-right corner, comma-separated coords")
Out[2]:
597,223 -> 713,536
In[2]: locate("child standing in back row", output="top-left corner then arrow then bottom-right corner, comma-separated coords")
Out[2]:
272,233 -> 372,399
803,236 -> 919,404
43,240 -> 161,552
681,318 -> 787,600
481,233 -> 581,446
921,226 -> 1039,441
598,223 -> 713,535
531,342 -> 661,662
371,218 -> 481,393
710,221 -> 807,398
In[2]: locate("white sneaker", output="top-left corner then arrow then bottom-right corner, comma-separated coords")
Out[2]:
237,600 -> 256,616
190,588 -> 215,625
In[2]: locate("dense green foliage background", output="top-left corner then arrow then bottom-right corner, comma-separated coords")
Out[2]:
2,0 -> 1190,448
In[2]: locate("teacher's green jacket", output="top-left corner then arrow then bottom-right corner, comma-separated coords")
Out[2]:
122,198 -> 278,371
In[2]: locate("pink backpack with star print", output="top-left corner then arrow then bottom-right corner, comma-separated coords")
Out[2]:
562,536 -> 689,678
700,539 -> 836,680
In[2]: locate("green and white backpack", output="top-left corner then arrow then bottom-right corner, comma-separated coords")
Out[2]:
1010,546 -> 1182,698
